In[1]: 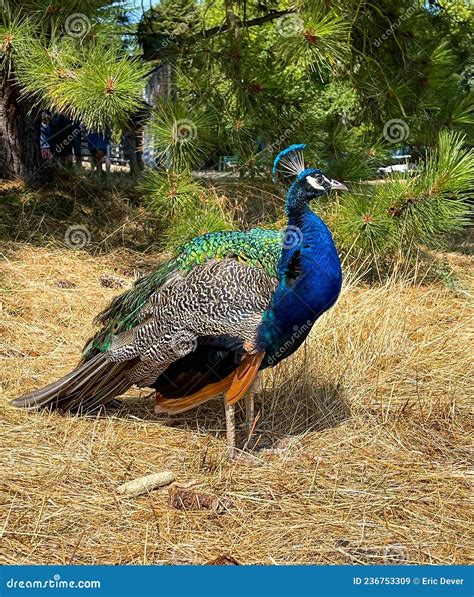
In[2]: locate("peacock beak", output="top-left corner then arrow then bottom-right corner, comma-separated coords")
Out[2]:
329,179 -> 348,192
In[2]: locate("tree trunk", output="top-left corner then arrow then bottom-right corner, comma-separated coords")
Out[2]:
0,71 -> 42,182
224,0 -> 242,76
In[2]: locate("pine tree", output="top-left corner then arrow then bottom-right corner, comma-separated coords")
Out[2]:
1,0 -> 472,268
138,0 -> 201,60
326,130 -> 473,271
136,1 -> 472,175
0,0 -> 147,181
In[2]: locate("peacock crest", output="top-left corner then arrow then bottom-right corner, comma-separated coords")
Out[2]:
272,143 -> 307,181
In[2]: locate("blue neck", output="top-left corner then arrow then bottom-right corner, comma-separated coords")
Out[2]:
284,171 -> 318,215
279,204 -> 342,302
258,195 -> 342,362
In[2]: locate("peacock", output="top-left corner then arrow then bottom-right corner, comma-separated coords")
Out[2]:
12,144 -> 347,458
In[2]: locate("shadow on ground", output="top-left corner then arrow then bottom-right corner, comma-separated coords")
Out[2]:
74,378 -> 351,454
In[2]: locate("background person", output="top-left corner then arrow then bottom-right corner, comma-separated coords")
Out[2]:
48,112 -> 77,165
121,104 -> 149,178
86,128 -> 111,176
72,121 -> 84,168
39,112 -> 52,160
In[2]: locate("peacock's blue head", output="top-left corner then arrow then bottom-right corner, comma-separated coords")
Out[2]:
273,145 -> 347,214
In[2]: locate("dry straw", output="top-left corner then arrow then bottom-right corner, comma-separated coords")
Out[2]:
1,243 -> 472,565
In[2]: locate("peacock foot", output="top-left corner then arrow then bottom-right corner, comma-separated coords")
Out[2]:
153,393 -> 178,425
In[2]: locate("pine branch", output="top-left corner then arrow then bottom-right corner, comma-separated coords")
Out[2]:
201,8 -> 294,39
136,9 -> 294,41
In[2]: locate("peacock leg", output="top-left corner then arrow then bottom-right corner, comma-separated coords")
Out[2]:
245,392 -> 255,442
223,398 -> 236,459
245,372 -> 261,444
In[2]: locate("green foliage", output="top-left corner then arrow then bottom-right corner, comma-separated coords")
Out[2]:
148,100 -> 217,170
163,199 -> 235,251
136,0 -> 472,183
311,116 -> 391,181
349,1 -> 473,144
331,130 -> 473,267
421,128 -> 474,197
0,14 -> 32,72
2,0 -> 472,279
140,169 -> 203,218
335,190 -> 397,256
139,0 -> 200,36
1,0 -> 147,130
138,0 -> 201,58
136,0 -> 359,171
140,169 -> 235,251
13,38 -> 148,128
277,2 -> 350,78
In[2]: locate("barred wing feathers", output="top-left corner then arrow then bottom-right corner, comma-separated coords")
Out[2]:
83,228 -> 281,361
13,230 -> 281,412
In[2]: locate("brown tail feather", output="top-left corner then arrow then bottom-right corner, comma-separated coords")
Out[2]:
11,354 -> 136,412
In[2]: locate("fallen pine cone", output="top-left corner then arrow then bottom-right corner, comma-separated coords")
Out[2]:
117,471 -> 175,497
55,279 -> 76,289
206,554 -> 241,565
169,486 -> 233,513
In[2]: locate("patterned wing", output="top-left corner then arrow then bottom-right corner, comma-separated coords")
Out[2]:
11,257 -> 276,414
83,228 -> 282,360
104,258 -> 277,392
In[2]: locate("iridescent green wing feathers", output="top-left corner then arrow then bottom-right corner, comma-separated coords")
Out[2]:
176,229 -> 281,274
82,228 -> 282,360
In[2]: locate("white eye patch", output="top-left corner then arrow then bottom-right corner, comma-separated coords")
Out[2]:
306,175 -> 325,190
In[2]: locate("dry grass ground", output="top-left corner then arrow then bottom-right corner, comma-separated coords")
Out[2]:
0,242 -> 472,565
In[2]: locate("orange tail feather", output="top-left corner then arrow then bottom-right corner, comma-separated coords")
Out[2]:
225,352 -> 265,405
155,376 -> 233,414
155,351 -> 265,414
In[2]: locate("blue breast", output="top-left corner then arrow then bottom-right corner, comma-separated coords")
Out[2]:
258,206 -> 342,367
